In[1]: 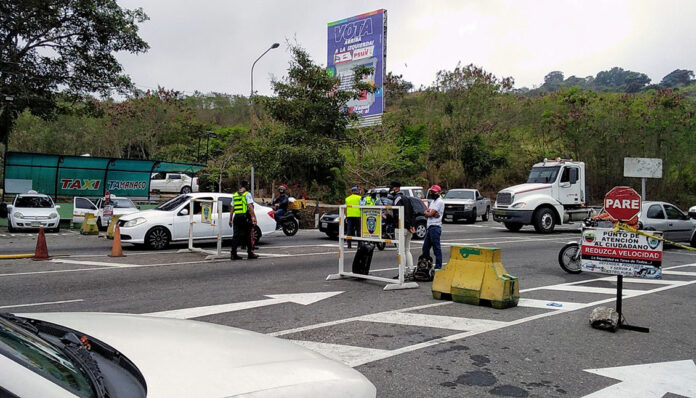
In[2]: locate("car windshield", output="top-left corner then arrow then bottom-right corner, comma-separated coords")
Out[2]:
15,196 -> 54,208
446,191 -> 475,200
0,317 -> 95,397
410,189 -> 425,199
107,199 -> 135,209
156,195 -> 190,211
527,166 -> 560,183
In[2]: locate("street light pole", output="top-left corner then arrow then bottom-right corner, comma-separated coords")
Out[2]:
250,42 -> 279,197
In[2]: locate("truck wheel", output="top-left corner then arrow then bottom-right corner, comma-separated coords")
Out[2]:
504,222 -> 522,232
533,208 -> 556,233
180,186 -> 192,194
482,207 -> 490,221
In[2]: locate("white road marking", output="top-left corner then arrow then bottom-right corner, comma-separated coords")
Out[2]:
359,311 -> 508,332
583,360 -> 696,398
0,299 -> 84,309
663,270 -> 696,276
541,285 -> 644,296
272,264 -> 696,367
517,298 -> 587,311
289,341 -> 391,367
145,292 -> 343,319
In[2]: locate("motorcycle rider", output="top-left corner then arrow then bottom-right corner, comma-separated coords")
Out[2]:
272,185 -> 290,230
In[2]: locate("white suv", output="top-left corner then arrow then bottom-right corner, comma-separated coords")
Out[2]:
150,173 -> 199,194
117,192 -> 277,249
7,191 -> 61,232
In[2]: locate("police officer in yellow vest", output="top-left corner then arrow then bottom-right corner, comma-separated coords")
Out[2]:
345,186 -> 362,249
229,179 -> 259,260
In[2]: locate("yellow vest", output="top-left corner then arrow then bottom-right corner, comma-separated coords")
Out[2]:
345,194 -> 361,217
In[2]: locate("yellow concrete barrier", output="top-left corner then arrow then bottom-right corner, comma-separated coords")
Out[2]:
432,246 -> 519,309
106,215 -> 122,239
80,213 -> 99,235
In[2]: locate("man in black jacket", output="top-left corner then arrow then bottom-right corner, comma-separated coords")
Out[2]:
389,181 -> 416,270
272,185 -> 289,229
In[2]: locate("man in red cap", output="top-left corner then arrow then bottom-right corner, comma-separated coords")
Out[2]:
421,185 -> 444,269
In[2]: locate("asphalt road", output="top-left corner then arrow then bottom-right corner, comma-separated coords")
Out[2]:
1,220 -> 695,397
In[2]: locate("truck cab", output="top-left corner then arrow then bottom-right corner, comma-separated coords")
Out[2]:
492,158 -> 591,233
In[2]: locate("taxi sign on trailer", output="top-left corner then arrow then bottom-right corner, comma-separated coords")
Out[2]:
603,186 -> 641,221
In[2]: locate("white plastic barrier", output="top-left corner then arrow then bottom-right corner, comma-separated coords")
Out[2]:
327,205 -> 418,290
177,198 -> 227,260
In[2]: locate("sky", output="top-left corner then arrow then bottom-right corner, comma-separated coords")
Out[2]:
116,0 -> 696,97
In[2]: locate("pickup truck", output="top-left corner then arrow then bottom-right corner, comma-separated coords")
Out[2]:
150,173 -> 199,194
442,189 -> 491,223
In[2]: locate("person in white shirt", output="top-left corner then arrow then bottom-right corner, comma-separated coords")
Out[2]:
421,185 -> 444,269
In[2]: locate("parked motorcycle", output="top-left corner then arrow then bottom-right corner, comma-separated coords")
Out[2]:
558,217 -> 615,274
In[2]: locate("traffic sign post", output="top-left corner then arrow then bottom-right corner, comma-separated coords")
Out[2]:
603,186 -> 648,333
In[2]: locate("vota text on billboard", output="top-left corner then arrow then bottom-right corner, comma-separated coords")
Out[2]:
327,9 -> 386,119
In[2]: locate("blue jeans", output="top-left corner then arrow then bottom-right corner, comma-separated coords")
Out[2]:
274,209 -> 286,228
421,226 -> 442,269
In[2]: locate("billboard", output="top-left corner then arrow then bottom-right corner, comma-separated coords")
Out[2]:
327,9 -> 387,126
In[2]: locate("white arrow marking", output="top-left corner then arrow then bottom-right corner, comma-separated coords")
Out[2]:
145,291 -> 344,319
583,360 -> 696,397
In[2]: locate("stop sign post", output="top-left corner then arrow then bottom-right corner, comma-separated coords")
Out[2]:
604,186 -> 641,221
599,186 -> 648,333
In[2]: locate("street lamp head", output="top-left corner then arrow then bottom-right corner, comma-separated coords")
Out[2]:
271,43 -> 280,49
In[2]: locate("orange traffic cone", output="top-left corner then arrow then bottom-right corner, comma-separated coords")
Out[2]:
33,227 -> 50,261
109,224 -> 125,257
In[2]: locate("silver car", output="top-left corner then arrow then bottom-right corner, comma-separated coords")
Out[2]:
639,201 -> 696,247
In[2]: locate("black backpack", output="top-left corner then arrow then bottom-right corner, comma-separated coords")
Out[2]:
414,255 -> 434,281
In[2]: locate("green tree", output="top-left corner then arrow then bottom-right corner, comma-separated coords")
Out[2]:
660,69 -> 695,88
0,0 -> 149,150
260,45 -> 374,199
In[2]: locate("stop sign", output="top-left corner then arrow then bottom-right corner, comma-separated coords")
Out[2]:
604,186 -> 641,221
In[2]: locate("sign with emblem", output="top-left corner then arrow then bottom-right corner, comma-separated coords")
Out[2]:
361,208 -> 382,239
201,203 -> 212,224
581,227 -> 663,278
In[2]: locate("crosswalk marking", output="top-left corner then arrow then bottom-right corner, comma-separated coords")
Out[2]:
517,298 -> 587,311
542,285 -> 644,296
358,311 -> 507,332
273,264 -> 696,367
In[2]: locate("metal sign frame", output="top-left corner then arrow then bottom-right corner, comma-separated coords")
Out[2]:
327,204 -> 418,290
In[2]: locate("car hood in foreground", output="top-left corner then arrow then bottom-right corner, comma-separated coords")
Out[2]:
20,312 -> 376,398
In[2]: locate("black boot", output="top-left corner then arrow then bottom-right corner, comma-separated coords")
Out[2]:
247,253 -> 259,260
231,253 -> 243,260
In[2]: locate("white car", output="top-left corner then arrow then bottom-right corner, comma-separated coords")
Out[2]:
7,191 -> 61,232
72,196 -> 140,230
150,172 -> 199,194
117,192 -> 277,249
1,312 -> 376,397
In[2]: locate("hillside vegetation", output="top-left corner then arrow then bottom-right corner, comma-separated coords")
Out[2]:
6,53 -> 696,207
